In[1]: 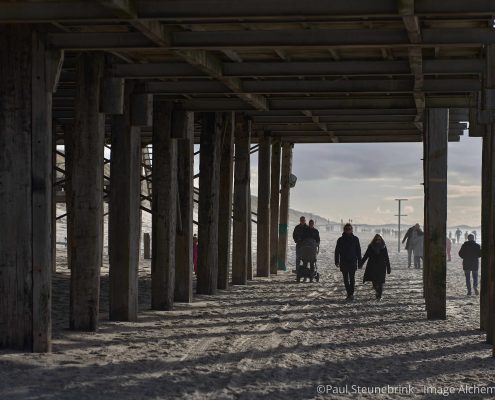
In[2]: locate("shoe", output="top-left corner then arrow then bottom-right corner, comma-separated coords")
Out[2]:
474,288 -> 479,295
349,295 -> 354,301
467,291 -> 472,296
376,297 -> 382,302
303,277 -> 307,283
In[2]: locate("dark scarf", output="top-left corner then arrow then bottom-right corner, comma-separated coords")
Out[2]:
370,241 -> 385,255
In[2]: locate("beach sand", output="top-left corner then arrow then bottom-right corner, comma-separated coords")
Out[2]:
1,217 -> 494,399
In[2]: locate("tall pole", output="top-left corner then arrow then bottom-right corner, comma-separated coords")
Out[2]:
395,198 -> 408,253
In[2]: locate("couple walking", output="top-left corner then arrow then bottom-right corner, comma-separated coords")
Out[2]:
402,223 -> 424,268
334,223 -> 391,301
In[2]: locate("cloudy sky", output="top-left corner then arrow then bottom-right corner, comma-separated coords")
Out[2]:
251,133 -> 482,228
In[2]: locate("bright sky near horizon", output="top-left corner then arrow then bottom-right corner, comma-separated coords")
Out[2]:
250,133 -> 482,227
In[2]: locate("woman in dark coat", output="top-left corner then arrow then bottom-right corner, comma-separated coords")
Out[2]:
360,234 -> 391,300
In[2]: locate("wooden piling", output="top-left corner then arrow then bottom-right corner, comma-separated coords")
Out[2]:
108,81 -> 141,322
143,233 -> 151,260
277,143 -> 293,271
175,109 -> 194,302
269,140 -> 282,275
197,113 -> 223,295
151,101 -> 177,310
487,124 -> 495,346
257,135 -> 271,277
232,116 -> 251,285
481,128 -> 491,331
217,112 -> 235,290
0,27 -> 57,352
69,52 -> 105,331
247,182 -> 253,281
423,108 -> 449,320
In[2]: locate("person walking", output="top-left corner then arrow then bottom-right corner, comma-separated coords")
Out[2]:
446,236 -> 452,262
402,223 -> 419,268
455,228 -> 462,244
411,226 -> 424,269
335,223 -> 362,301
299,219 -> 321,282
292,216 -> 308,274
458,234 -> 481,296
360,234 -> 391,301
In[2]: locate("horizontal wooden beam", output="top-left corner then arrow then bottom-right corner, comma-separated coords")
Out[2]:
142,78 -> 480,94
47,28 -> 495,51
112,59 -> 484,78
4,1 -> 495,22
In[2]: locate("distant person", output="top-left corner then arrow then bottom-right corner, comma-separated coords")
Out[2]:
292,216 -> 308,273
455,228 -> 462,244
464,231 -> 469,241
472,230 -> 477,242
446,237 -> 452,262
449,231 -> 452,240
402,223 -> 420,268
193,234 -> 198,274
360,234 -> 391,301
459,234 -> 481,296
412,225 -> 424,269
335,223 -> 362,301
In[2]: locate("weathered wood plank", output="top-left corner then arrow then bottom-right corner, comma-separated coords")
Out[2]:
269,140 -> 281,274
232,115 -> 251,285
109,81 -> 141,322
256,135 -> 271,277
277,142 -> 293,271
69,52 -> 105,331
423,108 -> 448,320
197,112 -> 223,295
175,109 -> 194,302
217,112 -> 235,290
152,101 -> 177,310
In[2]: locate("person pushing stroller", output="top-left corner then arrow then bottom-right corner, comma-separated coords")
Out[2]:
297,219 -> 321,283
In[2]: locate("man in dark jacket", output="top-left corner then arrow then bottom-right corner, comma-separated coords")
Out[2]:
458,234 -> 481,296
302,219 -> 320,245
292,216 -> 308,271
335,223 -> 362,301
402,223 -> 419,268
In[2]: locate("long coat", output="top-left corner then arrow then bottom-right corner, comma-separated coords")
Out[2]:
361,244 -> 391,284
335,233 -> 362,272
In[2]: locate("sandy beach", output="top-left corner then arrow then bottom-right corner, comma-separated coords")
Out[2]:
1,219 -> 494,400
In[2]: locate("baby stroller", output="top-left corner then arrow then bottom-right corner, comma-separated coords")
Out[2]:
297,238 -> 320,283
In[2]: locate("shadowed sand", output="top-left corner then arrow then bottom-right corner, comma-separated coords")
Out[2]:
1,225 -> 494,399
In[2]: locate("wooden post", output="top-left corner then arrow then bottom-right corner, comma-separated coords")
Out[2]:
69,52 -> 105,331
217,112 -> 235,290
485,125 -> 495,346
197,113 -> 223,295
277,143 -> 293,271
108,82 -> 141,322
143,233 -> 151,260
423,108 -> 449,320
52,123 -> 58,274
0,27 -> 57,352
270,140 -> 281,275
257,135 -> 271,277
232,116 -> 251,285
481,128 -> 491,331
151,101 -> 177,310
247,182 -> 253,280
175,109 -> 194,302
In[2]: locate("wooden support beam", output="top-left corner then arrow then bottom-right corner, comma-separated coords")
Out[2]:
143,232 -> 151,260
197,113 -> 223,294
152,101 -> 177,310
256,135 -> 271,277
270,140 -> 282,275
277,142 -> 293,271
481,127 -> 491,332
232,115 -> 251,285
69,52 -> 105,331
0,26 -> 55,352
247,182 -> 253,281
486,124 -> 495,349
108,81 -> 141,322
175,109 -> 194,302
423,108 -> 449,320
218,112 -> 235,290
100,77 -> 124,115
